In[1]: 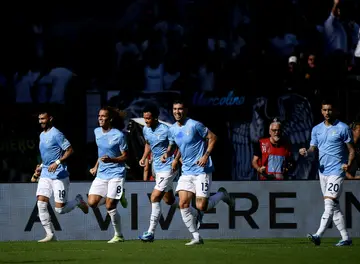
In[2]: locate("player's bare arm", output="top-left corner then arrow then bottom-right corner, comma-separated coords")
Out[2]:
101,150 -> 128,163
48,146 -> 74,172
252,156 -> 266,173
196,129 -> 217,167
89,160 -> 99,176
172,149 -> 181,171
342,143 -> 355,172
139,142 -> 151,167
299,145 -> 317,156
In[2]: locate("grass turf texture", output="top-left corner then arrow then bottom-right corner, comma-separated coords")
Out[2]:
0,238 -> 358,264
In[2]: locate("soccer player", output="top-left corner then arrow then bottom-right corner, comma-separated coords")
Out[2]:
88,106 -> 128,243
162,99 -> 234,245
138,104 -> 200,242
299,99 -> 355,246
32,110 -> 88,243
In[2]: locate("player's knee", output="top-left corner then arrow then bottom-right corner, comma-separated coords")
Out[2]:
178,199 -> 190,209
105,200 -> 117,211
37,195 -> 49,203
55,207 -> 66,214
196,197 -> 208,211
87,199 -> 97,208
150,192 -> 162,203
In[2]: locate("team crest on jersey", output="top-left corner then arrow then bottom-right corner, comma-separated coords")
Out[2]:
185,130 -> 190,136
108,136 -> 118,145
331,130 -> 337,136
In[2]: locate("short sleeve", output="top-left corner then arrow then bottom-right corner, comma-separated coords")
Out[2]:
119,133 -> 128,152
194,121 -> 208,138
142,127 -> 148,142
310,127 -> 318,147
342,127 -> 353,144
168,128 -> 175,145
55,132 -> 71,150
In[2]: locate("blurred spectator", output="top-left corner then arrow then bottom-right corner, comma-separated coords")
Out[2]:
252,119 -> 294,180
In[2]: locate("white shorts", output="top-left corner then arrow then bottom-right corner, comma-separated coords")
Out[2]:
175,173 -> 212,198
88,177 -> 125,200
36,177 -> 70,203
154,171 -> 176,192
319,173 -> 344,199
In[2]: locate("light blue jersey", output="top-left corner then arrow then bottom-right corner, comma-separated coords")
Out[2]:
310,120 -> 353,177
95,127 -> 128,180
143,123 -> 173,173
39,127 -> 71,179
169,118 -> 214,175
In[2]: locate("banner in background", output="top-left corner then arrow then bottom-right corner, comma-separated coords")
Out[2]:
1,181 -> 359,241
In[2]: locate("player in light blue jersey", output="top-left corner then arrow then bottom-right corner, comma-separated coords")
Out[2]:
32,110 -> 88,243
88,107 -> 128,243
138,104 -> 201,242
161,99 -> 234,245
299,99 -> 355,246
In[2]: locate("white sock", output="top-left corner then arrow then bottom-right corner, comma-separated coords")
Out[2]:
97,197 -> 106,208
61,199 -> 78,213
207,192 -> 224,211
316,199 -> 334,237
148,202 -> 161,234
180,207 -> 200,240
333,203 -> 350,241
37,201 -> 54,236
108,209 -> 121,236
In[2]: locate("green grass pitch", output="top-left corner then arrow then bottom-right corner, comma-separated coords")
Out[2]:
0,238 -> 358,264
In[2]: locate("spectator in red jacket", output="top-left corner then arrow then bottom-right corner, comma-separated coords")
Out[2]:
252,119 -> 294,180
